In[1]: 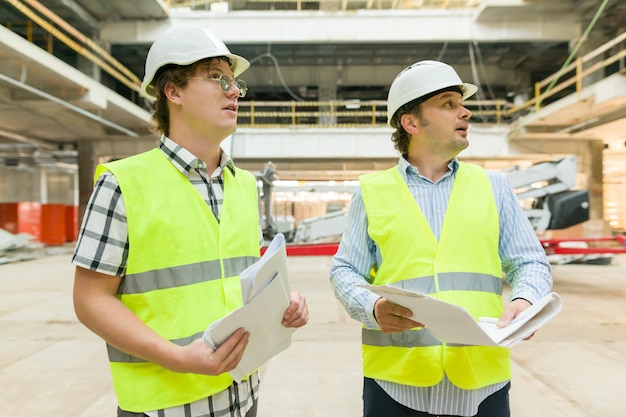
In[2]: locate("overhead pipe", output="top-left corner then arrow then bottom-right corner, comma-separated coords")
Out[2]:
0,128 -> 57,149
5,0 -> 141,93
0,72 -> 139,137
57,0 -> 99,30
22,0 -> 142,86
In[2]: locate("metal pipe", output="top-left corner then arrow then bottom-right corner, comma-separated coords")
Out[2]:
5,0 -> 141,92
0,128 -> 56,149
0,73 -> 139,137
57,0 -> 99,29
22,0 -> 141,85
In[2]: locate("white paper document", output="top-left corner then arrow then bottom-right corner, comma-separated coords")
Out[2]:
358,284 -> 562,348
203,233 -> 295,381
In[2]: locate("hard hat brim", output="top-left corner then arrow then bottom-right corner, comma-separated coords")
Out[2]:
461,83 -> 478,101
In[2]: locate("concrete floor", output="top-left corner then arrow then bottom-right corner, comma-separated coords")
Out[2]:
1,252 -> 625,417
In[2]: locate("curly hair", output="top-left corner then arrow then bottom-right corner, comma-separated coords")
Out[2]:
390,98 -> 423,157
149,57 -> 232,136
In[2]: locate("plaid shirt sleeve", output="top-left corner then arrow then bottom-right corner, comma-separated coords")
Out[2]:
71,172 -> 128,276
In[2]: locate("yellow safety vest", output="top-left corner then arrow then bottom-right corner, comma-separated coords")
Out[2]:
359,162 -> 511,389
95,148 -> 260,412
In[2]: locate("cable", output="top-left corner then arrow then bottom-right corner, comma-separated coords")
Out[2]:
468,43 -> 482,100
537,0 -> 610,109
509,0 -> 611,138
436,40 -> 448,61
249,51 -> 305,101
472,40 -> 496,100
468,42 -> 496,122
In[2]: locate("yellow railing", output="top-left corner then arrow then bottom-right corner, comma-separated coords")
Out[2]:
505,31 -> 626,117
237,99 -> 512,128
6,0 -> 624,130
6,20 -> 52,53
237,31 -> 625,129
5,0 -> 142,94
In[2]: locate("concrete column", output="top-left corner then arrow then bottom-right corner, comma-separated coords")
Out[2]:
38,166 -> 48,204
318,58 -> 341,127
587,140 -> 604,221
77,141 -> 98,220
318,84 -> 337,125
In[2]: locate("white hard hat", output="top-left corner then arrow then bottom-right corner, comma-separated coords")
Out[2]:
387,60 -> 478,126
140,25 -> 250,99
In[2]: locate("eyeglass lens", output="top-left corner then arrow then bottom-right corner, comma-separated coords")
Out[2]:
219,75 -> 248,98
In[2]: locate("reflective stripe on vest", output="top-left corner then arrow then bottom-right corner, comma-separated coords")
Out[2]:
117,256 -> 258,294
359,163 -> 511,389
95,149 -> 260,412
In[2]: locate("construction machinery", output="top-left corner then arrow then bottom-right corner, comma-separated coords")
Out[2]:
258,156 -> 626,261
503,155 -> 589,233
287,156 -> 591,242
503,155 -> 626,264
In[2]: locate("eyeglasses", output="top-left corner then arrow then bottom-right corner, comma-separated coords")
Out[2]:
188,74 -> 248,98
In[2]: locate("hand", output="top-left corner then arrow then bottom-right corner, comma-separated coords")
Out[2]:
282,291 -> 309,328
498,298 -> 536,340
172,328 -> 250,375
374,297 -> 424,334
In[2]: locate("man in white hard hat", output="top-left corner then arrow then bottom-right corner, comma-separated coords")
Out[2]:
330,60 -> 552,417
72,25 -> 308,417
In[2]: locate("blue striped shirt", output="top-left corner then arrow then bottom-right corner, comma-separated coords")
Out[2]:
329,157 -> 552,416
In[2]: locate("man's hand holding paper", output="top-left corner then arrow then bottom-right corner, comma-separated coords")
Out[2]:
282,291 -> 309,328
358,284 -> 562,348
203,233 -> 308,381
373,297 -> 424,333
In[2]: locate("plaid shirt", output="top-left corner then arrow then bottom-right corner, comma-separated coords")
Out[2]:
72,135 -> 260,416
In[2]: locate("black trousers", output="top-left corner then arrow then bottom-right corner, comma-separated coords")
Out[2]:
363,378 -> 510,417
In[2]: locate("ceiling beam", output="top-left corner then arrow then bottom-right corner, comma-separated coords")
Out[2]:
99,10 -> 581,44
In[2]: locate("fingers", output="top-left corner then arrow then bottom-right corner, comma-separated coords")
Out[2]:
523,331 -> 536,341
498,298 -> 532,327
282,291 -> 309,328
499,299 -> 538,342
374,297 -> 413,320
388,303 -> 414,319
209,328 -> 250,374
175,328 -> 249,376
374,298 -> 423,334
200,290 -> 310,377
380,315 -> 422,334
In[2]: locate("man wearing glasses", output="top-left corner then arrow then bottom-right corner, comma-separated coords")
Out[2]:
72,25 -> 308,417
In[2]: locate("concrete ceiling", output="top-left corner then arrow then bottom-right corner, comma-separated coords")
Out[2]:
0,0 -> 625,156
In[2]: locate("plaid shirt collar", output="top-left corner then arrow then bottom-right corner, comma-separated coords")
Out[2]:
158,134 -> 236,178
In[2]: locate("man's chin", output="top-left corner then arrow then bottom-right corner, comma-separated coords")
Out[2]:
455,138 -> 469,150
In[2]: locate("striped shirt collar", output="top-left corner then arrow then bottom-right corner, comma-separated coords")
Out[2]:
398,156 -> 459,183
158,134 -> 236,177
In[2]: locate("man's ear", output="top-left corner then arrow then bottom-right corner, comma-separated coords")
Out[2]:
400,113 -> 419,134
163,81 -> 183,105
